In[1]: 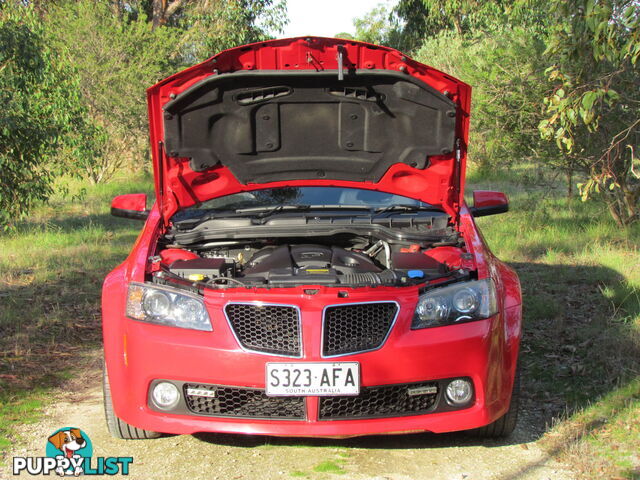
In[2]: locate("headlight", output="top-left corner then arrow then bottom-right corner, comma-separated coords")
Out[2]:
412,279 -> 498,329
126,283 -> 212,331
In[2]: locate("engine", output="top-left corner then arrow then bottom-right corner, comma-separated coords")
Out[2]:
156,240 -> 463,288
241,244 -> 383,285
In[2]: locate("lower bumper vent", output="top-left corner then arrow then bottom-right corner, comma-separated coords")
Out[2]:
319,382 -> 439,420
184,383 -> 306,420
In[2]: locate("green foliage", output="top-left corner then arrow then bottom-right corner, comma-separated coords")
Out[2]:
540,0 -> 640,225
353,2 -> 405,50
351,0 -> 434,52
171,0 -> 288,63
415,28 -> 552,169
43,0 -> 287,183
418,0 -> 508,35
45,1 -> 179,183
0,3 -> 92,228
392,0 -> 550,45
334,32 -> 355,40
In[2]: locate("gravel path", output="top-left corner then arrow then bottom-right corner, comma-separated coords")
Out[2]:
6,362 -> 576,480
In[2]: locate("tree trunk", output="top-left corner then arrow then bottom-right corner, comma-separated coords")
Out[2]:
453,15 -> 463,35
607,199 -> 625,226
606,186 -> 639,226
152,0 -> 165,30
152,0 -> 188,28
110,1 -> 123,19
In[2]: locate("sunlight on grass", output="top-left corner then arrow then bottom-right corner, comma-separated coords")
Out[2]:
313,459 -> 346,475
0,173 -> 153,453
469,168 -> 640,479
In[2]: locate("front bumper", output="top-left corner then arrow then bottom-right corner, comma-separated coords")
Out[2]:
103,286 -> 519,437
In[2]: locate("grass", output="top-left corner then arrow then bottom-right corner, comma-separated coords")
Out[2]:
312,459 -> 346,475
289,471 -> 310,478
0,166 -> 638,478
468,166 -> 640,479
0,173 -> 154,456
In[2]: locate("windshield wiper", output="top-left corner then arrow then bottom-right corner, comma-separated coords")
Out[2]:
235,204 -> 312,217
374,204 -> 441,214
235,204 -> 375,218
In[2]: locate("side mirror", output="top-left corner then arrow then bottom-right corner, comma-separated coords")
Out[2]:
111,194 -> 149,220
470,190 -> 509,217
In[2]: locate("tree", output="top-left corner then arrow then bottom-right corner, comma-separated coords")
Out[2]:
415,27 -> 553,171
334,32 -> 355,40
0,3 -> 92,227
353,3 -> 403,49
46,1 -> 180,182
351,0 -> 430,52
392,0 -> 549,45
539,0 -> 640,225
171,0 -> 288,63
150,0 -> 188,29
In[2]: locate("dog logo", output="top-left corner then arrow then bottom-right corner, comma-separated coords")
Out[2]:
13,426 -> 133,476
46,427 -> 92,476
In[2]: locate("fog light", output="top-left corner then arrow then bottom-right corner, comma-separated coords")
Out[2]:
152,382 -> 180,409
445,379 -> 473,405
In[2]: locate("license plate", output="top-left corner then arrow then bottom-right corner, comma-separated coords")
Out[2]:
266,362 -> 359,396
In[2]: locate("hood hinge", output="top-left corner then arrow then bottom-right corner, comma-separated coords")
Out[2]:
157,140 -> 166,230
454,138 -> 462,225
337,45 -> 345,81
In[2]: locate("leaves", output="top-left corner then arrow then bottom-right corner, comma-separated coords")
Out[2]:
0,5 -> 90,228
415,26 -> 553,170
539,0 -> 639,225
581,91 -> 598,111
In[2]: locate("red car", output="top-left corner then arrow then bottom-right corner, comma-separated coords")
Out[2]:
102,37 -> 522,440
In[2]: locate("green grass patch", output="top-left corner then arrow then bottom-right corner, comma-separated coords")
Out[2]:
543,378 -> 640,479
0,390 -> 47,455
289,471 -> 309,478
312,459 -> 346,475
0,173 -> 153,456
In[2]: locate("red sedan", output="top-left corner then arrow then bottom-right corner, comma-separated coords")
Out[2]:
102,37 -> 522,439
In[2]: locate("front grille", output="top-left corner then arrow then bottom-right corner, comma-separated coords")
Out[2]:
184,384 -> 306,419
225,303 -> 301,356
322,302 -> 398,356
319,382 -> 439,420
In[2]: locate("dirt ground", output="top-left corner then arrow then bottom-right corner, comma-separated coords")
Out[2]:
5,356 -> 576,480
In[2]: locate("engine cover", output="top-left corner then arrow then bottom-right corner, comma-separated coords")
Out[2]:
241,244 -> 381,284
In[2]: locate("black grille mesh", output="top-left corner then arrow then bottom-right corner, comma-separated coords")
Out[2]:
319,382 -> 438,419
225,303 -> 301,356
184,384 -> 306,419
323,302 -> 398,356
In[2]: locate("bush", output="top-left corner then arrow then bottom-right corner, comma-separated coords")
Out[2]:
415,28 -> 554,171
46,1 -> 179,182
0,4 -> 93,228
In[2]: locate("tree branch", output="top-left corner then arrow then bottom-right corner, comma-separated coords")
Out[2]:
164,0 -> 189,21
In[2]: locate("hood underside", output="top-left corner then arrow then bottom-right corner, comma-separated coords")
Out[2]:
163,70 -> 457,183
147,37 -> 471,224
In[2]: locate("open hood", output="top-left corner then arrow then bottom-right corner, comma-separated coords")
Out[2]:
147,37 -> 471,225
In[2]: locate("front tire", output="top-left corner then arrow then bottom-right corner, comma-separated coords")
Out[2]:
103,362 -> 161,439
471,366 -> 520,438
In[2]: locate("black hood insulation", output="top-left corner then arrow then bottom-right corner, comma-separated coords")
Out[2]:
163,70 -> 457,184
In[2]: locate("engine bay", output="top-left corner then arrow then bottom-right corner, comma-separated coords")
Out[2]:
152,233 -> 472,289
